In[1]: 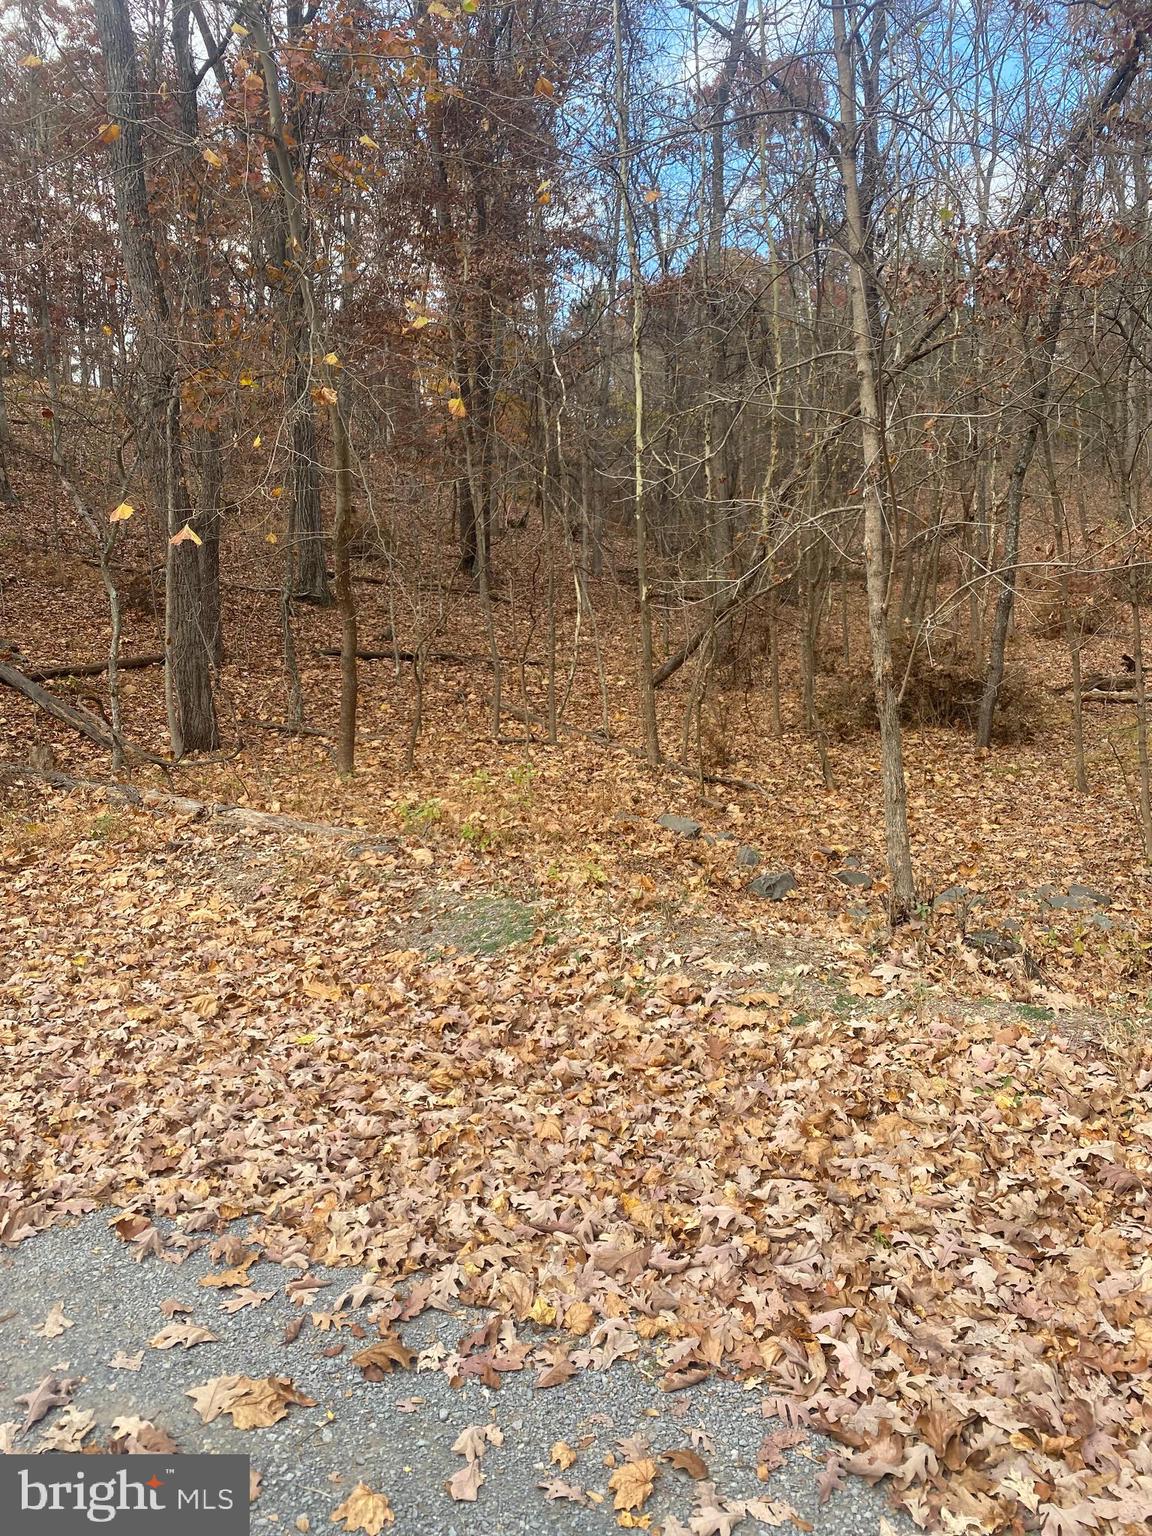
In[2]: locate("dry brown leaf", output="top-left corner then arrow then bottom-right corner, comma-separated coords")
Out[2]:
34,1303 -> 73,1339
15,1375 -> 80,1433
150,1322 -> 219,1349
38,1408 -> 94,1451
330,1482 -> 394,1534
199,1257 -> 256,1289
662,1447 -> 709,1480
186,1375 -> 314,1429
608,1458 -> 657,1513
537,1478 -> 587,1503
352,1334 -> 415,1378
550,1440 -> 577,1470
445,1461 -> 485,1502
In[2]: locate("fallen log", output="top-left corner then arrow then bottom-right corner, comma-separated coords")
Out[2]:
0,658 -> 152,762
0,762 -> 396,848
317,647 -> 543,667
25,652 -> 164,682
0,658 -> 208,771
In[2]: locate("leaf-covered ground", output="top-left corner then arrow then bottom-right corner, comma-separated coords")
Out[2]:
5,504 -> 1152,1024
2,784 -> 1150,1532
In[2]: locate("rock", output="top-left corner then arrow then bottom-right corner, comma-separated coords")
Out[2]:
964,928 -> 1021,960
657,813 -> 702,838
834,869 -> 873,889
933,885 -> 969,908
1086,912 -> 1114,931
1035,883 -> 1113,911
748,870 -> 796,901
735,845 -> 761,868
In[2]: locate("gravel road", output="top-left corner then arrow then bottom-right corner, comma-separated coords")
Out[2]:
0,1216 -> 916,1535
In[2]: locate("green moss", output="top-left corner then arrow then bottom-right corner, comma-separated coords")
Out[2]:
436,895 -> 536,955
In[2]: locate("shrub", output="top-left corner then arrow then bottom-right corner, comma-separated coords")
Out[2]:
822,638 -> 1048,741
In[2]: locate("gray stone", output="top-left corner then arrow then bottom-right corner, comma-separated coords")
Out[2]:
735,844 -> 762,868
1086,912 -> 1114,931
657,813 -> 702,838
834,868 -> 873,889
1035,883 -> 1113,912
934,885 -> 969,908
748,870 -> 796,901
965,928 -> 1022,960
1044,893 -> 1095,911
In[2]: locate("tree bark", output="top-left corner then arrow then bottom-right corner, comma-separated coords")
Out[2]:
612,0 -> 660,766
94,0 -> 217,756
173,0 -> 224,665
832,0 -> 917,917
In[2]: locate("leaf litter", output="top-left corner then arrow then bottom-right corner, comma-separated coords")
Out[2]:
0,802 -> 1150,1529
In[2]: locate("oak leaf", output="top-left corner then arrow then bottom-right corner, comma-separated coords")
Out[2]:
150,1323 -> 219,1349
15,1376 -> 80,1433
352,1333 -> 415,1378
34,1303 -> 73,1339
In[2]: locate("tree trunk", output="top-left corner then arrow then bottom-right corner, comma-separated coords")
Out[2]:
173,0 -> 223,665
832,0 -> 916,917
613,0 -> 659,766
94,0 -> 217,756
331,390 -> 358,776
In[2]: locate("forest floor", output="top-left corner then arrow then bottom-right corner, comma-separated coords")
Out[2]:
1,780 -> 1150,1534
1,500 -> 1152,1532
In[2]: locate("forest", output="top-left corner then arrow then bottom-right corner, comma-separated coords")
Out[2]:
1,0 -> 1151,1531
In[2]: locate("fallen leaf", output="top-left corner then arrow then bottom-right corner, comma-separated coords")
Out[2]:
609,1459 -> 657,1513
150,1323 -> 219,1349
446,1461 -> 484,1501
352,1334 -> 415,1378
663,1447 -> 709,1480
186,1375 -> 315,1429
34,1303 -> 73,1339
15,1375 -> 80,1433
330,1482 -> 394,1534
